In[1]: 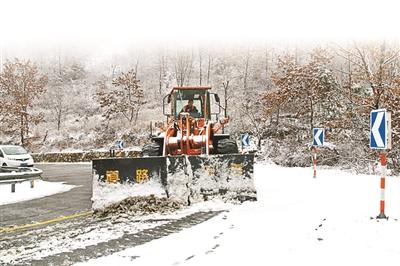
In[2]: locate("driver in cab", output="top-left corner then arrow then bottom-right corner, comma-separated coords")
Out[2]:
180,99 -> 200,117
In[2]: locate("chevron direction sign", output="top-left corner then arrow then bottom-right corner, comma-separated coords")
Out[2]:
116,140 -> 124,149
241,133 -> 250,147
312,128 -> 324,147
370,109 -> 392,150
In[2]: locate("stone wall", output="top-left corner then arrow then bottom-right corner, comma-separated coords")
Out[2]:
32,150 -> 141,163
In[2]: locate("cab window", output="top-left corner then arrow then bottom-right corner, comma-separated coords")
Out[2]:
175,91 -> 205,118
176,99 -> 203,117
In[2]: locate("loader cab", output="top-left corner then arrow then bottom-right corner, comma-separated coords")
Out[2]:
176,96 -> 203,118
163,86 -> 220,120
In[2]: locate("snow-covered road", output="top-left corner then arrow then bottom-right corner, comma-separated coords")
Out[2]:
2,163 -> 400,265
79,163 -> 400,266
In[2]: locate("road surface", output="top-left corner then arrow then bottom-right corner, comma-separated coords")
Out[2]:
0,163 -> 92,227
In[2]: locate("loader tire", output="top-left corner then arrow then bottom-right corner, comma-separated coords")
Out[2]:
142,142 -> 162,157
217,139 -> 238,154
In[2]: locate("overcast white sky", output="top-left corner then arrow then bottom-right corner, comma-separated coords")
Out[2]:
0,0 -> 399,48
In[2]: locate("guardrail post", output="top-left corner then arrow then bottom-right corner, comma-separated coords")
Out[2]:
11,183 -> 15,193
31,180 -> 35,188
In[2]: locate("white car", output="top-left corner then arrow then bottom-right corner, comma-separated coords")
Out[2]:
0,145 -> 34,167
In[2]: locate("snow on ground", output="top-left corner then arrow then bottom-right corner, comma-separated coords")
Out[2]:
92,178 -> 167,210
0,201 -> 229,265
0,180 -> 75,206
0,218 -> 169,264
78,163 -> 400,266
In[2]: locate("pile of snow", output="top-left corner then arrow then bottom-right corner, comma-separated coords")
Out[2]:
92,177 -> 167,211
0,180 -> 75,206
94,194 -> 183,217
81,163 -> 400,266
179,156 -> 257,204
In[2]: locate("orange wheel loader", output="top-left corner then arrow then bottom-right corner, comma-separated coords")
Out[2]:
92,86 -> 256,207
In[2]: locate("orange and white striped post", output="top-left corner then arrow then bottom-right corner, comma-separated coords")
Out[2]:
312,148 -> 317,178
377,152 -> 387,219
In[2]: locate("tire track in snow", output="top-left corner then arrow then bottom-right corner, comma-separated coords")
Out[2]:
15,210 -> 224,266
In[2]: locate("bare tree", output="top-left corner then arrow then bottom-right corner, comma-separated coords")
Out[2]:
134,59 -> 139,76
110,64 -> 118,80
97,70 -> 146,125
199,50 -> 203,85
0,59 -> 48,145
158,50 -> 168,94
334,41 -> 400,147
243,48 -> 251,92
213,53 -> 241,118
270,49 -> 338,131
48,87 -> 68,131
173,51 -> 193,86
222,81 -> 229,118
207,54 -> 213,84
241,98 -> 268,148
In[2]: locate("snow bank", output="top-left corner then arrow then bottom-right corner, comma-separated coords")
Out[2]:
0,180 -> 75,206
91,176 -> 167,211
179,155 -> 256,203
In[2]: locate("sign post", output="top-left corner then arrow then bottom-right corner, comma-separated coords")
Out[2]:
370,109 -> 391,219
312,128 -> 324,178
378,152 -> 387,219
312,148 -> 317,178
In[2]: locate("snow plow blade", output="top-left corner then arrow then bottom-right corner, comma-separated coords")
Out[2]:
92,154 -> 256,209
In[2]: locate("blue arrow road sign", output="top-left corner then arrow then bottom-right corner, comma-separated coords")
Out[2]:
370,109 -> 389,149
313,128 -> 324,147
241,133 -> 250,147
116,140 -> 124,149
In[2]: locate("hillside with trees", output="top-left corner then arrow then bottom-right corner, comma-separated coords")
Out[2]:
0,42 -> 399,173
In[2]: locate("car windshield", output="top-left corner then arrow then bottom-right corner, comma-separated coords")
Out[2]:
2,146 -> 28,155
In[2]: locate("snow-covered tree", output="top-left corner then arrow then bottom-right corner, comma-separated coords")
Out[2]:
270,48 -> 338,131
97,70 -> 145,125
0,59 -> 48,145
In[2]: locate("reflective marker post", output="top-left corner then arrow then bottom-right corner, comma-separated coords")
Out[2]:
312,128 -> 324,178
377,152 -> 387,219
370,109 -> 391,219
312,148 -> 317,178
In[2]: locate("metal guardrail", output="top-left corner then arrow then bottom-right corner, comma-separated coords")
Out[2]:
0,167 -> 43,181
